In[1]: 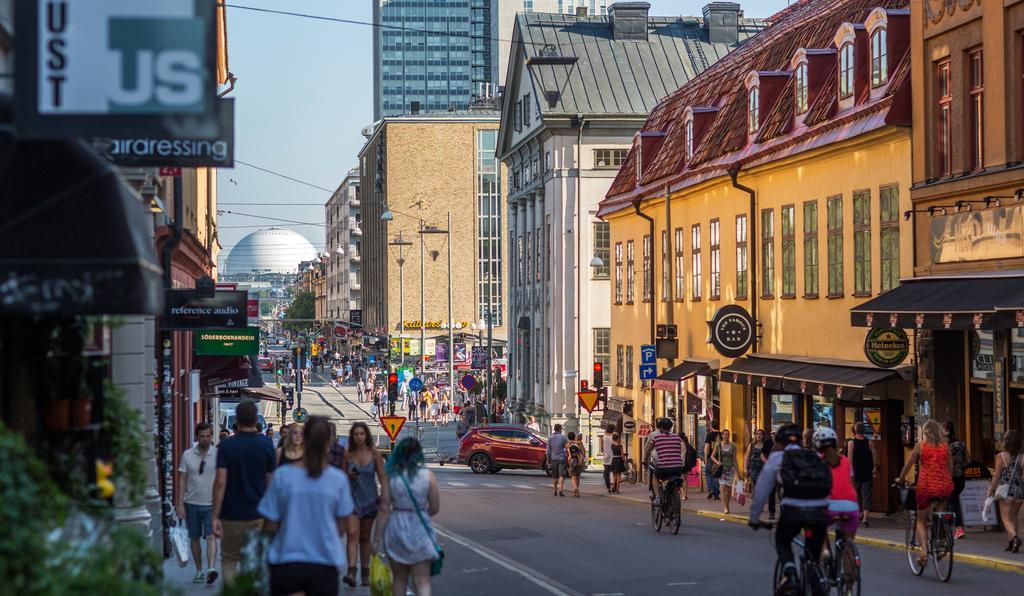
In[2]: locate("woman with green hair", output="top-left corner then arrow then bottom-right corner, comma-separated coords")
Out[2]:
374,438 -> 441,595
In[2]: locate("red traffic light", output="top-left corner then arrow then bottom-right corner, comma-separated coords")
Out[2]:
593,362 -> 603,373
388,373 -> 398,384
580,380 -> 589,392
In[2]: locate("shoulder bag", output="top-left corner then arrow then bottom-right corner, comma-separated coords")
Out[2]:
399,473 -> 444,576
995,453 -> 1021,501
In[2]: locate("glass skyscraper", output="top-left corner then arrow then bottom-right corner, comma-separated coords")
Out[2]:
373,1 -> 492,119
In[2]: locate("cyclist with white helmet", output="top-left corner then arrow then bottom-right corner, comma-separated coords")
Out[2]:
814,427 -> 860,539
749,424 -> 831,595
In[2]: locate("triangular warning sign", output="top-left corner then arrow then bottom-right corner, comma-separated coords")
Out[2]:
577,390 -> 599,413
379,415 -> 407,441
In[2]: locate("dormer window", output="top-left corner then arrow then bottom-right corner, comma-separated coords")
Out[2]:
839,42 -> 854,99
748,87 -> 760,133
870,28 -> 887,86
794,62 -> 809,114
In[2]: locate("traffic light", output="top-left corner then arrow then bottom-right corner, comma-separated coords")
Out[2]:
579,379 -> 589,392
593,361 -> 604,388
623,399 -> 634,416
387,373 -> 399,402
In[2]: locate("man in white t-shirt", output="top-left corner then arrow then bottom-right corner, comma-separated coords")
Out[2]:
177,422 -> 219,584
601,424 -> 616,493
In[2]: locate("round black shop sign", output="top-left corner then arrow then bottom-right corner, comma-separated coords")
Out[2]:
707,305 -> 755,358
863,327 -> 909,368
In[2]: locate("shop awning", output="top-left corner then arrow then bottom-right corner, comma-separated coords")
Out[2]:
240,386 -> 286,403
653,359 -> 712,392
850,274 -> 1024,329
197,355 -> 262,392
781,362 -> 901,400
720,356 -> 805,390
721,355 -> 903,399
0,132 -> 162,315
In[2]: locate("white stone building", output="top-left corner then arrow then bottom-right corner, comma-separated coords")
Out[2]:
326,167 -> 362,324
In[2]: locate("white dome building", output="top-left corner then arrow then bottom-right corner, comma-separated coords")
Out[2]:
221,228 -> 319,276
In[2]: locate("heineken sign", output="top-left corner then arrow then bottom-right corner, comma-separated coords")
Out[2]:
864,327 -> 909,368
195,328 -> 259,356
15,0 -> 218,138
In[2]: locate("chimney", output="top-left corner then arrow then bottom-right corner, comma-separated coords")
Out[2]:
703,2 -> 742,45
608,2 -> 651,42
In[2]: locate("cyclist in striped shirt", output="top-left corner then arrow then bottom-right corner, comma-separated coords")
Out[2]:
643,418 -> 685,505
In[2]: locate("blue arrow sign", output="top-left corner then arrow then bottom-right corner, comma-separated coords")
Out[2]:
639,364 -> 657,380
640,344 -> 656,365
408,377 -> 424,392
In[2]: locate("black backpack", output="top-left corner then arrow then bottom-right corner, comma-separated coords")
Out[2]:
779,448 -> 832,499
684,443 -> 698,471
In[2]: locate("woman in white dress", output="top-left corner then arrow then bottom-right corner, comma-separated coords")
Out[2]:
374,438 -> 441,595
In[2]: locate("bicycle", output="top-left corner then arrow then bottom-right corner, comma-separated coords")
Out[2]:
755,521 -> 829,596
820,515 -> 861,596
896,484 -> 954,582
648,465 -> 682,535
625,458 -> 638,484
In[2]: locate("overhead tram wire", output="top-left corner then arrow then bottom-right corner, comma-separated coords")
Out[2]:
233,160 -> 336,193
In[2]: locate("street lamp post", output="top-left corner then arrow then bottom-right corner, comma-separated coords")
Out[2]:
419,217 -> 452,389
388,233 -> 412,366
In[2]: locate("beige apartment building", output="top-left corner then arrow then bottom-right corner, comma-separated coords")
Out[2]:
359,108 -> 507,366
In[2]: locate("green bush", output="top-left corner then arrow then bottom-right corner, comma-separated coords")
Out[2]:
102,384 -> 149,506
0,422 -> 68,593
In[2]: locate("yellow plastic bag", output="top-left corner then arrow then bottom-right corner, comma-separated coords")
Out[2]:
369,553 -> 393,596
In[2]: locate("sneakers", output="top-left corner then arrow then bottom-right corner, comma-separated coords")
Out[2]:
776,563 -> 799,596
653,496 -> 661,506
192,571 -> 206,584
954,527 -> 965,540
206,569 -> 218,584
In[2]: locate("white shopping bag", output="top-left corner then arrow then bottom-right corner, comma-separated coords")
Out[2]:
734,480 -> 746,506
982,496 -> 995,523
170,523 -> 190,568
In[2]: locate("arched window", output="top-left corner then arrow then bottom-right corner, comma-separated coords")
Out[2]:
794,62 -> 809,114
870,28 -> 887,86
748,87 -> 760,133
839,42 -> 854,99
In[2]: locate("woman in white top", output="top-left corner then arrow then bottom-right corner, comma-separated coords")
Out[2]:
258,416 -> 354,596
374,437 -> 441,596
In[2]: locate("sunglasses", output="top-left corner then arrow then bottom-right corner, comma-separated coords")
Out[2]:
199,458 -> 206,475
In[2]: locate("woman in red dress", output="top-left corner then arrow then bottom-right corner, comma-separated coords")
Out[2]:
896,419 -> 954,567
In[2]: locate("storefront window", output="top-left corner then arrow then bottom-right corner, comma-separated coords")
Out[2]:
971,330 -> 995,381
844,406 -> 882,440
771,394 -> 795,432
812,396 -> 834,429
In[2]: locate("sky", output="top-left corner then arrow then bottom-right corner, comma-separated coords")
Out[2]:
216,0 -> 791,264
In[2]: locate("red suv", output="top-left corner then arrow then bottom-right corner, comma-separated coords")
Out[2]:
457,425 -> 548,474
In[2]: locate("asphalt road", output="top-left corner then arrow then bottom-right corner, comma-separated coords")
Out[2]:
259,376 -> 1018,595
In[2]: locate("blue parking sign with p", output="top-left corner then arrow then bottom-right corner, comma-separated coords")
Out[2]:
640,345 -> 656,365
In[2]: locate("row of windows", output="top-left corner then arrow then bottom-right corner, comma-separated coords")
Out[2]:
509,147 -> 625,194
613,186 -> 900,305
747,25 -> 889,135
935,49 -> 985,176
615,344 -> 634,387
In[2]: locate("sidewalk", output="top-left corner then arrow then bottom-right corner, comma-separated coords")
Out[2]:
162,555 -> 222,595
580,473 -> 1024,574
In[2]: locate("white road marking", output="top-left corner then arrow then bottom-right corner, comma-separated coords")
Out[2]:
434,525 -> 581,596
666,582 -> 697,586
512,483 -> 535,490
447,482 -> 469,487
481,483 -> 502,488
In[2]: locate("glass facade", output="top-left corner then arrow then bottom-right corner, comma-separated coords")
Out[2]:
477,129 -> 503,326
377,1 -> 488,117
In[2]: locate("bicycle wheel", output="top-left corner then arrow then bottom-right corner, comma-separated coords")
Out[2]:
627,462 -> 638,484
667,489 -> 681,535
773,558 -> 784,593
651,501 -> 663,532
836,541 -> 861,596
906,511 -> 925,576
932,517 -> 954,583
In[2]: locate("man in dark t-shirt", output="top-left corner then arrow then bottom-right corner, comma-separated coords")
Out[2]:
212,400 -> 275,583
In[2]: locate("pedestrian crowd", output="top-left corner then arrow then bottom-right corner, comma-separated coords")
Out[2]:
175,399 -> 443,594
